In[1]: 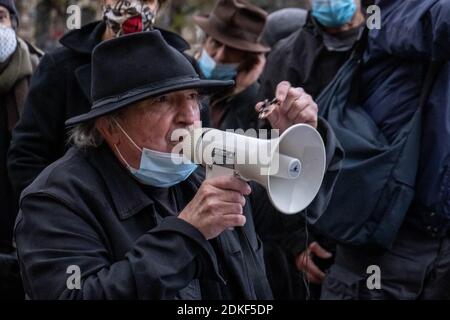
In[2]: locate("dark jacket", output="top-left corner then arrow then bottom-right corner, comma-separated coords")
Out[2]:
358,0 -> 450,236
258,13 -> 352,101
14,120 -> 342,299
7,21 -> 191,199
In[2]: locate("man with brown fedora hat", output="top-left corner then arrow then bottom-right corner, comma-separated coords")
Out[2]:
193,0 -> 270,131
14,30 -> 342,300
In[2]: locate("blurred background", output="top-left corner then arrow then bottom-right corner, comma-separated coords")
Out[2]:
15,0 -> 311,52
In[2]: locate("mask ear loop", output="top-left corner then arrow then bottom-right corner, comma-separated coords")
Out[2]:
113,144 -> 135,170
112,119 -> 144,170
113,119 -> 142,153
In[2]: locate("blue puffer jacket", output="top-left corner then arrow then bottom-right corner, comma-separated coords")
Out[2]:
361,0 -> 450,237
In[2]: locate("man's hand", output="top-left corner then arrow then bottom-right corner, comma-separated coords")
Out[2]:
256,81 -> 318,133
295,242 -> 332,284
179,176 -> 251,240
234,53 -> 266,95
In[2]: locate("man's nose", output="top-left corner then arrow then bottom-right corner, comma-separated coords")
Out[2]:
176,100 -> 198,125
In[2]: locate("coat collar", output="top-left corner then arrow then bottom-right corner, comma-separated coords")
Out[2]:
60,21 -> 106,55
86,144 -> 204,220
60,21 -> 191,55
87,144 -> 154,220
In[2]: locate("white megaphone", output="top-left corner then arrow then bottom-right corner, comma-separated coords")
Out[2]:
180,124 -> 326,214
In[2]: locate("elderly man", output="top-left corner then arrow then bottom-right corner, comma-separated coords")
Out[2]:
14,31 -> 342,300
8,0 -> 191,203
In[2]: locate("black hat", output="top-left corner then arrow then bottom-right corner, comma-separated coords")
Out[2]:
0,0 -> 19,26
66,31 -> 234,126
194,0 -> 270,53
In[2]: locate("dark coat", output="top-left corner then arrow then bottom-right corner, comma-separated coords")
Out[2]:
7,21 -> 191,199
258,13 -> 352,101
358,0 -> 450,236
14,119 -> 342,300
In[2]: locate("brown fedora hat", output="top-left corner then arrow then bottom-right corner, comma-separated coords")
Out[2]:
194,0 -> 271,53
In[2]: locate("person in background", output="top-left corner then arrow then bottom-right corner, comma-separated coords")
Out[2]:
259,0 -> 365,101
193,0 -> 269,131
321,0 -> 450,300
0,0 -> 42,299
7,0 -> 190,201
258,0 -> 365,300
261,8 -> 308,48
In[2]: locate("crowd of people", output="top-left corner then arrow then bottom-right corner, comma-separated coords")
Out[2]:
0,0 -> 449,300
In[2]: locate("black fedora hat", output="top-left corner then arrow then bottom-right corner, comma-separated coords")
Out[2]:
66,31 -> 234,126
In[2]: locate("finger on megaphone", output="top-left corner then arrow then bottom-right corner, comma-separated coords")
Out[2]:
222,214 -> 247,229
216,189 -> 246,207
207,175 -> 251,195
218,202 -> 244,215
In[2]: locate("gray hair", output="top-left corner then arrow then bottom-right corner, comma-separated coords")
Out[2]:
68,112 -> 121,149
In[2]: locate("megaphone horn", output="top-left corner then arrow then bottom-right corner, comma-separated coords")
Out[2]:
182,124 -> 326,214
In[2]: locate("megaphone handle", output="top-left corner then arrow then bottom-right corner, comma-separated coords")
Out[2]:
205,165 -> 243,232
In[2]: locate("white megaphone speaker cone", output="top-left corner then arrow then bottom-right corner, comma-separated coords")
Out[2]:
266,124 -> 326,214
180,124 -> 326,215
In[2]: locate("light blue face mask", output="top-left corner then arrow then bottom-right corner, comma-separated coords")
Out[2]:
114,120 -> 198,188
312,0 -> 357,28
198,49 -> 239,81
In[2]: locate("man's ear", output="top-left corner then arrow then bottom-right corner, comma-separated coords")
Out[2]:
96,117 -> 120,145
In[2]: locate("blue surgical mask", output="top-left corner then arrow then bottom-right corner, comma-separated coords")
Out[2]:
114,120 -> 198,188
312,0 -> 357,28
198,49 -> 238,81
